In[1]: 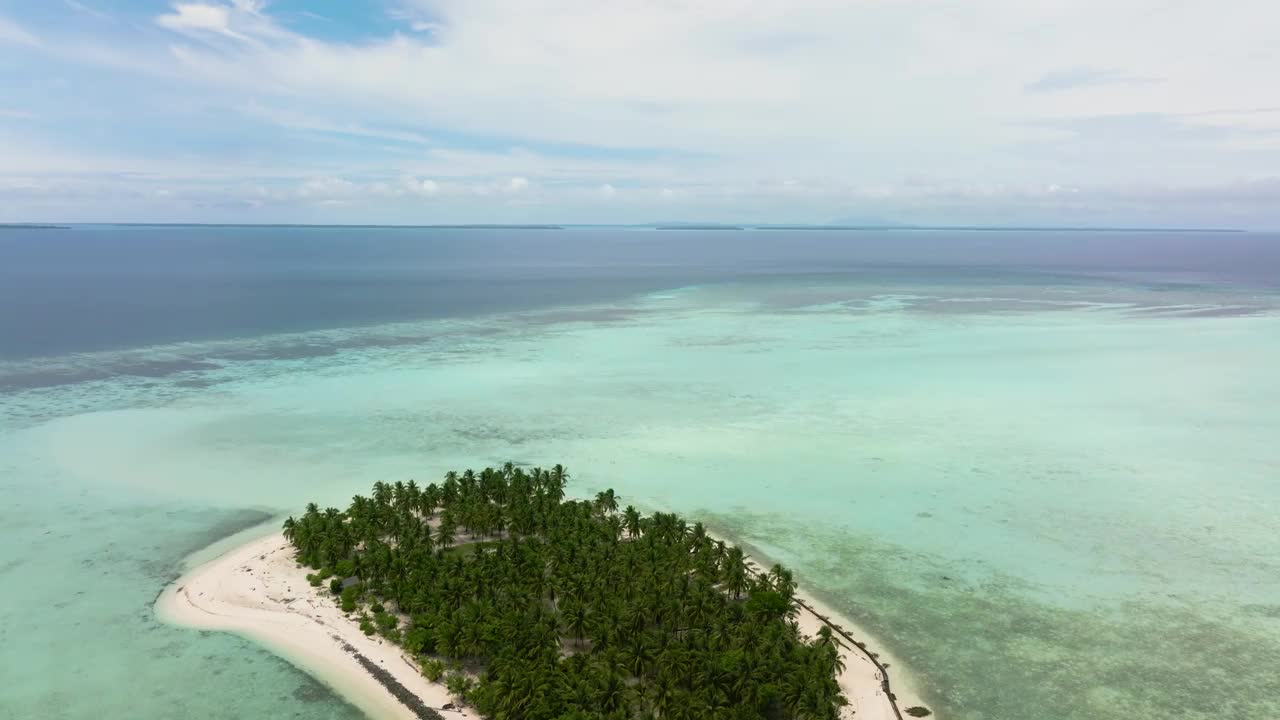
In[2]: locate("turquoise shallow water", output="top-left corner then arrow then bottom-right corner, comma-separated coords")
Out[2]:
2,272 -> 1279,719
0,480 -> 365,720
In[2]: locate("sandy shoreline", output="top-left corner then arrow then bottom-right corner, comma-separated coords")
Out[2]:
156,529 -> 467,720
724,536 -> 928,720
791,585 -> 925,719
158,526 -> 929,720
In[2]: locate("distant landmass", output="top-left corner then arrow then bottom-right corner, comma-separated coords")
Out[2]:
753,224 -> 900,231
647,218 -> 1244,232
2,222 -> 1247,233
762,224 -> 1244,233
93,223 -> 564,230
655,223 -> 746,230
413,224 -> 563,230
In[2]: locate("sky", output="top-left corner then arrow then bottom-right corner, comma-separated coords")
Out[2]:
1,0 -> 1279,227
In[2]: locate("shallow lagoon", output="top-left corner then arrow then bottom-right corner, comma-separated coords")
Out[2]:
2,250 -> 1279,719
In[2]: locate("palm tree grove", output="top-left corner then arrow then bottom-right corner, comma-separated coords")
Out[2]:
282,463 -> 851,720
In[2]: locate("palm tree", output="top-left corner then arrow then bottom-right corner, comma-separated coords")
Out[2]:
826,643 -> 846,675
445,671 -> 473,703
769,563 -> 798,609
436,520 -> 456,549
281,464 -> 851,720
562,600 -> 590,647
626,636 -> 656,678
592,670 -> 632,714
623,506 -> 642,538
722,546 -> 748,600
549,464 -> 568,501
594,488 -> 619,516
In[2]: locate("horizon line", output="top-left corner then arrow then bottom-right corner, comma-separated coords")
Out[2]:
0,222 -> 1254,233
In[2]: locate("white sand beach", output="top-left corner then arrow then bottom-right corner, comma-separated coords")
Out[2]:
159,529 -> 928,720
729,545 -> 929,720
156,531 -> 467,720
792,588 -> 925,720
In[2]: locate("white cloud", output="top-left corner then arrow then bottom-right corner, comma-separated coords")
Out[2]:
155,1 -> 283,41
388,6 -> 442,34
1181,108 -> 1280,133
64,1 -> 111,21
157,3 -> 235,35
6,161 -> 1280,227
402,147 -> 683,185
275,174 -> 536,204
296,176 -> 356,199
5,1 -> 1280,224
241,104 -> 433,145
1025,68 -> 1162,94
400,177 -> 439,197
149,0 -> 1280,157
0,14 -> 40,47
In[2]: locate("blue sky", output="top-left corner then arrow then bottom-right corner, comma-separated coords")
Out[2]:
2,0 -> 1279,227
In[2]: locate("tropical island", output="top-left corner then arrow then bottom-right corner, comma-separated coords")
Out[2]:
160,464 -> 930,720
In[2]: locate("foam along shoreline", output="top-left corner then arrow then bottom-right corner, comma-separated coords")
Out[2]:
159,527 -> 931,720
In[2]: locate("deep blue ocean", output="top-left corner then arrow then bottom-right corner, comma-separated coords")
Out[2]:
4,226 -> 1277,360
